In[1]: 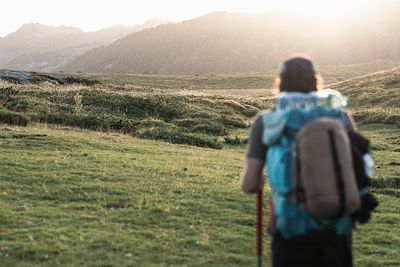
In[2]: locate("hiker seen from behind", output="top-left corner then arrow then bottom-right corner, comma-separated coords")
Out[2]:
240,56 -> 378,267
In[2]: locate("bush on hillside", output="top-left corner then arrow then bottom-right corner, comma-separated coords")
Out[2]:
353,110 -> 400,125
224,135 -> 248,145
217,116 -> 248,128
240,107 -> 260,118
174,118 -> 227,135
384,114 -> 400,125
0,110 -> 29,126
33,113 -> 139,133
81,92 -> 186,121
371,178 -> 400,189
136,126 -> 222,149
0,86 -> 255,148
191,124 -> 227,135
62,76 -> 100,86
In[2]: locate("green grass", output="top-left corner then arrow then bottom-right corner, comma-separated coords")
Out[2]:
1,67 -> 400,266
0,125 -> 258,266
354,193 -> 400,267
0,123 -> 399,266
357,124 -> 400,189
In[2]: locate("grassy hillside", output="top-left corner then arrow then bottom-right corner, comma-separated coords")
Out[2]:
0,66 -> 393,169
1,67 -> 399,150
0,124 -> 398,266
0,125 -> 251,266
0,75 -> 276,149
1,68 -> 399,266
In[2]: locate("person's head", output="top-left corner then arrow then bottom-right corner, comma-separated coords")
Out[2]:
277,56 -> 322,93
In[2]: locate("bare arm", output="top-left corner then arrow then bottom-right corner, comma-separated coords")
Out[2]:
240,157 -> 265,193
240,114 -> 267,194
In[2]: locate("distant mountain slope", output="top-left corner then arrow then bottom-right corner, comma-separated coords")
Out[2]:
0,19 -> 164,72
62,5 -> 400,75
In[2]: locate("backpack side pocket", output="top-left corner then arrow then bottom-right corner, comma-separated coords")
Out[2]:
267,138 -> 293,195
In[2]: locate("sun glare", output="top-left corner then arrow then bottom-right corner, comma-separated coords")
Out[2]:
268,0 -> 373,24
0,0 -> 378,37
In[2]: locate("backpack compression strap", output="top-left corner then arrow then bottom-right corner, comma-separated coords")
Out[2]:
328,129 -> 346,219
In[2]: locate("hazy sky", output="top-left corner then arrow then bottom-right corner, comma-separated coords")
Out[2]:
1,0 -> 372,37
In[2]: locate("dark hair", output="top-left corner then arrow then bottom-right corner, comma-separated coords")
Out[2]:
278,57 -> 320,93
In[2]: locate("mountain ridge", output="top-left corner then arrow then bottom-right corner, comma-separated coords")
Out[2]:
0,19 -> 164,72
3,5 -> 400,75
61,9 -> 400,75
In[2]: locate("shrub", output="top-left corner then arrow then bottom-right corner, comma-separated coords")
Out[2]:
240,107 -> 259,118
174,118 -> 199,128
353,110 -> 400,125
136,127 -> 222,149
0,110 -> 29,126
33,113 -> 139,133
224,135 -> 248,145
137,119 -> 175,129
191,124 -> 227,135
371,178 -> 400,189
62,76 -> 100,86
217,116 -> 248,128
384,114 -> 400,125
81,92 -> 186,121
174,118 -> 227,135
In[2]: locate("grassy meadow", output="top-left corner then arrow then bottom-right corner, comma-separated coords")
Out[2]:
0,67 -> 399,266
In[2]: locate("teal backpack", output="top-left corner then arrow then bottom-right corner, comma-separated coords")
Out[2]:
262,91 -> 357,239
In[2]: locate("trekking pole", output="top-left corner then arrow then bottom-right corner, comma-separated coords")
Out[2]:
256,188 -> 263,267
